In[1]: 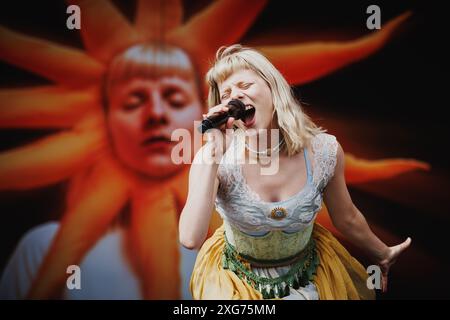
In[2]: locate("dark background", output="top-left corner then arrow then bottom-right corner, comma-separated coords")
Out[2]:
0,0 -> 448,299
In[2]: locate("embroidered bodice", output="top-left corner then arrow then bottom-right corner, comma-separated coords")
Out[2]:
214,131 -> 338,259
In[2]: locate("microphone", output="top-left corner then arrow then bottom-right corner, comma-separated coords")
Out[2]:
197,99 -> 246,134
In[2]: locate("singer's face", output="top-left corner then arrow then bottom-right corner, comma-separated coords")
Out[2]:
218,69 -> 274,132
107,74 -> 202,179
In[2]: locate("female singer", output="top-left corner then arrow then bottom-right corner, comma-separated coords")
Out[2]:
179,44 -> 411,300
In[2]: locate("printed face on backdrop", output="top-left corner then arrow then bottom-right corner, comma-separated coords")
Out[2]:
105,45 -> 203,178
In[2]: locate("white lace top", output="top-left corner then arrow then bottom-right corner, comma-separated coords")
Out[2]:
214,132 -> 338,235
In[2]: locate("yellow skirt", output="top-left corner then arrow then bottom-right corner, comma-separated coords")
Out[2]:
190,223 -> 375,300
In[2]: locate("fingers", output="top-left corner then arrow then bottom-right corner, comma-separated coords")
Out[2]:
379,266 -> 389,293
403,237 -> 412,248
382,274 -> 388,293
205,105 -> 229,118
395,237 -> 412,255
379,238 -> 410,294
201,104 -> 237,135
203,105 -> 232,131
226,117 -> 235,129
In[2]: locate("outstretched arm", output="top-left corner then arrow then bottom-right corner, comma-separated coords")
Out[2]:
323,142 -> 411,292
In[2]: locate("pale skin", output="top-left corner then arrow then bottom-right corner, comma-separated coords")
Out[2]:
179,69 -> 411,293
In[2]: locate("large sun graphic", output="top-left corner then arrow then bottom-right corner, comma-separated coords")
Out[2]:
0,0 -> 429,299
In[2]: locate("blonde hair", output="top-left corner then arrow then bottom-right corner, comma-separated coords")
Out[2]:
206,44 -> 325,156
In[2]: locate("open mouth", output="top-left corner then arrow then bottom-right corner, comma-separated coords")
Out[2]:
243,105 -> 256,127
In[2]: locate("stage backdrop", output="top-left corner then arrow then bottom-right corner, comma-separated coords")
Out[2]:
0,0 -> 448,299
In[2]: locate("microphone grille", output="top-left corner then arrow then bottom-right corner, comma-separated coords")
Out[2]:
228,99 -> 245,110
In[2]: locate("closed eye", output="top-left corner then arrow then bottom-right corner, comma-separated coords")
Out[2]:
123,91 -> 146,111
220,83 -> 252,101
238,82 -> 252,89
163,87 -> 188,109
220,91 -> 230,101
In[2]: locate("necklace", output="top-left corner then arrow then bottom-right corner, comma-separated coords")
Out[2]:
245,139 -> 284,156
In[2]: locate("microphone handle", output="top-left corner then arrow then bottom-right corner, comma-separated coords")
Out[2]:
198,112 -> 229,134
198,100 -> 245,134
206,112 -> 230,128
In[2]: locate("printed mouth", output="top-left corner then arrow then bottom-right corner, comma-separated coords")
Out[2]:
243,105 -> 256,126
141,135 -> 171,146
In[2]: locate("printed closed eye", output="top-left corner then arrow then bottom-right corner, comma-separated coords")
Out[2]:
123,91 -> 146,111
164,87 -> 188,108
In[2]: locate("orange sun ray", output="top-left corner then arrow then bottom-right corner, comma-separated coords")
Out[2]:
66,168 -> 94,210
128,187 -> 181,299
135,0 -> 183,40
0,26 -> 104,86
68,0 -> 144,63
0,86 -> 100,128
142,164 -> 223,239
169,0 -> 267,75
27,156 -> 132,299
344,153 -> 430,184
0,126 -> 105,190
161,165 -> 189,209
257,12 -> 411,85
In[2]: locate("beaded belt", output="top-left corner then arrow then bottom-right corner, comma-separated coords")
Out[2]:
222,232 -> 320,299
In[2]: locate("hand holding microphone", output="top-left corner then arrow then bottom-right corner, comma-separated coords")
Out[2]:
198,99 -> 246,134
